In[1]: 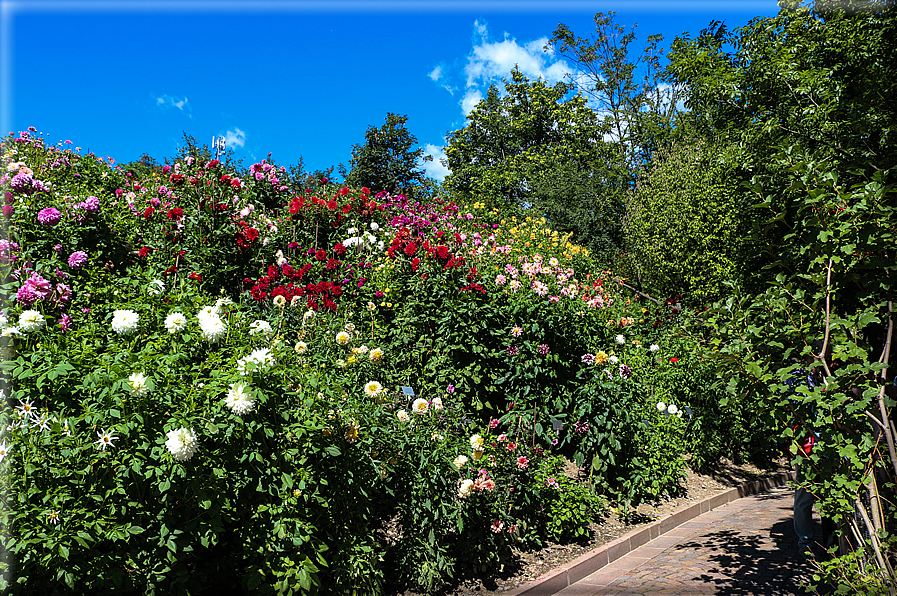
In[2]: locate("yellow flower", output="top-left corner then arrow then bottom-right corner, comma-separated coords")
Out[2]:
595,350 -> 609,365
336,331 -> 350,345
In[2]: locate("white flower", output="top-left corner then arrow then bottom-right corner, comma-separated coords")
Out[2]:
295,341 -> 308,354
470,434 -> 484,450
0,312 -> 7,326
412,398 -> 428,415
215,297 -> 234,308
650,343 -> 660,352
248,320 -> 272,336
369,347 -> 384,363
47,510 -> 60,525
111,309 -> 140,335
431,396 -> 443,411
273,295 -> 286,308
16,399 -> 36,419
237,348 -> 275,375
347,227 -> 358,235
370,222 -> 379,231
164,312 -> 187,334
657,402 -> 667,412
18,310 -> 46,332
0,442 -> 10,462
667,403 -> 679,415
458,479 -> 474,497
364,381 -> 383,398
396,410 -> 410,422
148,279 -> 165,296
225,383 -> 256,416
302,310 -> 316,323
198,313 -> 226,342
165,427 -> 198,462
1,326 -> 22,337
615,334 -> 625,345
609,355 -> 619,365
335,331 -> 350,345
345,322 -> 356,333
95,429 -> 118,451
453,454 -> 469,469
432,432 -> 444,441
197,305 -> 221,319
128,372 -> 150,397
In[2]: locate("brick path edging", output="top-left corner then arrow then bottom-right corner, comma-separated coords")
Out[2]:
505,471 -> 797,596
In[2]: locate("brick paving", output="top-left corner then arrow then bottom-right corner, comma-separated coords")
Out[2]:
552,485 -> 818,595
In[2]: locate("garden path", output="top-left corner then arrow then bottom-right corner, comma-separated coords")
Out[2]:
512,484 -> 820,595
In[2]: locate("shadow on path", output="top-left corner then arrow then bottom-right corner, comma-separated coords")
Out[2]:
673,519 -> 813,595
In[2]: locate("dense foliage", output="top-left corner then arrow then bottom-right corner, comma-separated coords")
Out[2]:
0,129 -> 759,595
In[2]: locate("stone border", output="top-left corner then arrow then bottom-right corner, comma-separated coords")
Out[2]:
506,471 -> 796,595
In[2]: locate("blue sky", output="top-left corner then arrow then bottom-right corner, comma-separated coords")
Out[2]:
1,0 -> 781,182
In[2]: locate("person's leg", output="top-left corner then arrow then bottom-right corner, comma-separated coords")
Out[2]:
794,461 -> 816,553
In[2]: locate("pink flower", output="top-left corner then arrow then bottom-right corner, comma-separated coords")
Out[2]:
68,251 -> 88,269
511,326 -> 522,337
516,456 -> 529,469
489,418 -> 500,430
538,344 -> 549,355
498,433 -> 507,442
491,520 -> 504,534
37,207 -> 62,226
507,442 -> 516,451
581,353 -> 595,365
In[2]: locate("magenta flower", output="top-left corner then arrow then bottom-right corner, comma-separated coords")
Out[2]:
58,313 -> 73,333
581,353 -> 595,365
538,343 -> 549,355
516,456 -> 529,469
68,251 -> 88,269
37,207 -> 62,226
619,364 -> 632,379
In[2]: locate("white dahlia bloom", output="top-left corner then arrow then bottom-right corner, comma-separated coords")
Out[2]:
470,434 -> 484,450
198,314 -> 226,342
128,372 -> 150,397
396,409 -> 410,422
165,312 -> 187,334
165,427 -> 198,462
364,381 -> 383,398
248,320 -> 272,336
412,398 -> 429,415
237,348 -> 275,375
111,309 -> 139,335
18,310 -> 45,332
225,383 -> 256,416
453,454 -> 469,469
458,479 -> 474,497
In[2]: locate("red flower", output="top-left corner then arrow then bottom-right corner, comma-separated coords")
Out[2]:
404,242 -> 418,257
326,199 -> 338,210
167,207 -> 184,220
333,242 -> 346,255
411,257 -> 420,272
315,249 -> 327,261
361,187 -> 370,195
138,246 -> 152,259
143,206 -> 155,219
670,357 -> 679,363
163,266 -> 178,276
436,245 -> 450,260
339,187 -> 349,196
188,272 -> 202,281
169,173 -> 185,185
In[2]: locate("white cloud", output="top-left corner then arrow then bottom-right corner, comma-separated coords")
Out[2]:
461,89 -> 483,116
155,94 -> 189,111
464,23 -> 570,88
428,65 -> 443,81
421,144 -> 450,182
224,127 -> 246,149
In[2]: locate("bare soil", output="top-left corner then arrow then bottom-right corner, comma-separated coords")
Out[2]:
400,456 -> 791,596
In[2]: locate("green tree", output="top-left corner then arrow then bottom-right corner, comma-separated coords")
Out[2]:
623,138 -> 759,301
443,68 -> 624,262
548,11 -> 681,177
345,113 -> 431,196
663,1 -> 897,587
